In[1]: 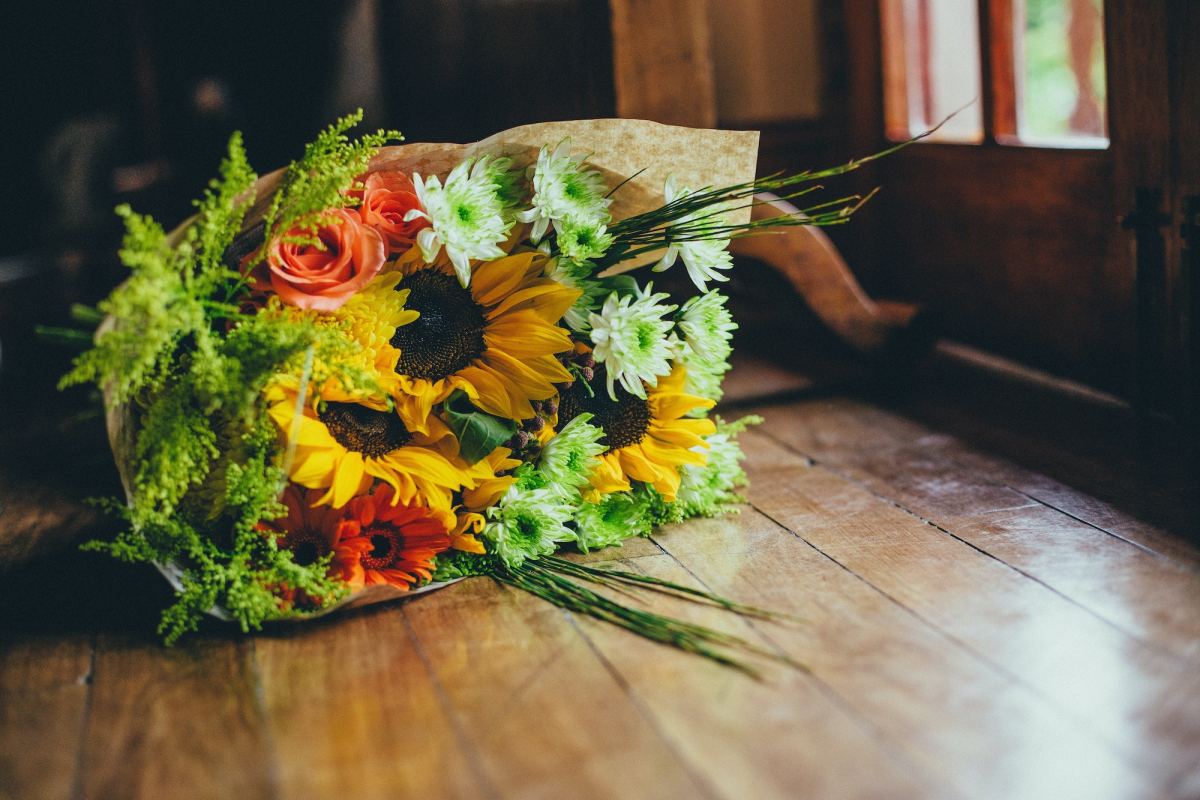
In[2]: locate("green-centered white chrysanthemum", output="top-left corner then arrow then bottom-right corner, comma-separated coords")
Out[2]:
545,257 -> 605,332
556,217 -> 614,262
652,176 -> 734,291
588,282 -> 678,400
675,415 -> 760,517
407,156 -> 514,287
517,139 -> 611,244
476,155 -> 526,213
483,485 -> 576,568
538,413 -> 606,496
573,490 -> 654,552
677,290 -> 737,404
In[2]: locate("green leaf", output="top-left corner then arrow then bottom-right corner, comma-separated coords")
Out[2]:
442,390 -> 517,464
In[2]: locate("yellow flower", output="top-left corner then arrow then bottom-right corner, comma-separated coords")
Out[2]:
319,271 -> 418,406
266,386 -> 478,511
387,251 -> 579,431
557,365 -> 716,501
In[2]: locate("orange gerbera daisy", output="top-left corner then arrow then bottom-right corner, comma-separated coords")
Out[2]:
332,484 -> 453,590
386,250 -> 579,431
557,364 -> 716,501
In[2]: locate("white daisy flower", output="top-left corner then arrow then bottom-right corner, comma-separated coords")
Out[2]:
588,282 -> 677,400
517,139 -> 611,244
405,156 -> 513,287
653,176 -> 734,291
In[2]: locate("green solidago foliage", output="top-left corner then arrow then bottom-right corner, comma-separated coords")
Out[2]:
261,110 -> 402,252
68,120 -> 399,643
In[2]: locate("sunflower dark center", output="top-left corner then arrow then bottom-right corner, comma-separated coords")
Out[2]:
318,402 -> 412,458
360,525 -> 404,570
286,528 -> 329,567
391,269 -> 487,381
557,368 -> 651,452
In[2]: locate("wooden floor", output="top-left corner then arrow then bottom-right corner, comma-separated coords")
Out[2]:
2,353 -> 1199,800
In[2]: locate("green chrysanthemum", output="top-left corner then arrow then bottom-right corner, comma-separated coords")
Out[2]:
675,415 -> 760,517
545,257 -> 606,332
573,490 -> 654,552
409,156 -> 515,287
635,484 -> 685,528
483,486 -> 576,568
677,290 -> 737,405
588,282 -> 678,400
517,139 -> 611,244
538,413 -> 606,496
477,155 -> 526,213
556,218 -> 614,262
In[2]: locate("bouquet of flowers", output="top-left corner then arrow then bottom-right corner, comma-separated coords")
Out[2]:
62,113 -> 887,668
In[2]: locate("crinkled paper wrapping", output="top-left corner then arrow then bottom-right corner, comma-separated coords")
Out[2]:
105,119 -> 760,622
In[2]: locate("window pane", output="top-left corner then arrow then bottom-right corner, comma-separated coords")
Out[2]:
1014,0 -> 1108,146
882,0 -> 983,143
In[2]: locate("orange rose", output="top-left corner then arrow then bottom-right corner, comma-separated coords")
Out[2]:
266,209 -> 386,311
357,171 -> 428,254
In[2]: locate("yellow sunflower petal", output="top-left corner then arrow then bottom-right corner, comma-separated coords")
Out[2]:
590,452 -> 633,495
486,281 -> 580,322
484,312 -> 575,358
455,364 -> 533,420
330,451 -> 367,508
471,253 -> 538,306
290,448 -> 339,487
651,393 -> 716,421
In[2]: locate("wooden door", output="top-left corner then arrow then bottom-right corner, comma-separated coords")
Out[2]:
841,0 -> 1195,428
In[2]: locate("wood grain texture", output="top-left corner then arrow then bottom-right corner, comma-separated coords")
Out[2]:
748,398 -> 1200,656
253,607 -> 485,800
400,575 -> 706,799
79,637 -> 275,800
738,424 -> 1200,790
3,358 -> 1199,798
643,517 -> 1152,799
609,0 -> 717,127
0,637 -> 92,800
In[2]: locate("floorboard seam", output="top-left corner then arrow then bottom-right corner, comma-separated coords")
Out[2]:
558,608 -> 729,800
398,607 -> 503,800
245,639 -> 284,800
68,634 -> 97,800
1004,485 -> 1200,571
752,428 -> 1185,661
642,537 -> 947,795
742,498 -> 1163,790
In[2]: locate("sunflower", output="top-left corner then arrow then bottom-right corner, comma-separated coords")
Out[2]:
387,250 -> 579,431
266,386 -> 479,511
332,484 -> 453,590
556,364 -> 716,501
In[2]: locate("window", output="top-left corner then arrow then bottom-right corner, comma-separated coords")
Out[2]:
881,0 -> 1107,148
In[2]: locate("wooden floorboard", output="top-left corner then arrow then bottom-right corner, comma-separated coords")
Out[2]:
78,636 -> 275,800
747,399 -> 1200,657
0,636 -> 93,800
738,426 -> 1200,792
566,551 -> 940,800
647,512 -> 1155,799
398,575 -> 707,800
3,358 -> 1199,799
252,606 -> 487,800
